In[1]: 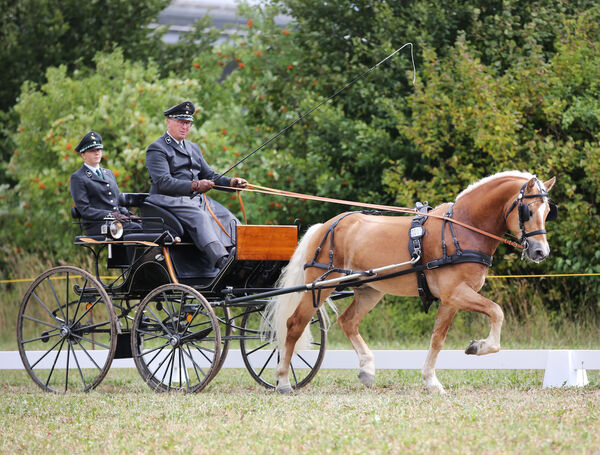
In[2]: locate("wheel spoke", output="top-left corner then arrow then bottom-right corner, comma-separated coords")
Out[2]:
245,341 -> 271,356
256,347 -> 277,378
72,337 -> 103,371
182,345 -> 208,380
21,314 -> 60,330
295,352 -> 314,369
72,296 -> 103,327
29,338 -> 63,369
30,291 -> 63,324
138,342 -> 169,367
64,339 -> 71,392
70,333 -> 111,350
146,305 -> 173,337
47,276 -> 68,322
45,338 -> 66,388
69,341 -> 87,389
21,331 -> 61,345
70,277 -> 90,325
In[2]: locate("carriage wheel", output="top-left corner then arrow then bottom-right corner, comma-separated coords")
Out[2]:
212,305 -> 232,375
239,305 -> 327,389
131,284 -> 221,392
17,266 -> 117,393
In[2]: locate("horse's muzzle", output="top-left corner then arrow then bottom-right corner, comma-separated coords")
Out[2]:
523,239 -> 550,263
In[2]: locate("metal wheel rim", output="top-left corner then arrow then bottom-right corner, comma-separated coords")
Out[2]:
239,306 -> 327,389
16,266 -> 116,393
131,284 -> 221,393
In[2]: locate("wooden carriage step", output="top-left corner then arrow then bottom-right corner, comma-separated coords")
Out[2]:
236,225 -> 298,260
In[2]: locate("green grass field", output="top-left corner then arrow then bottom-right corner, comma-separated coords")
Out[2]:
1,368 -> 599,454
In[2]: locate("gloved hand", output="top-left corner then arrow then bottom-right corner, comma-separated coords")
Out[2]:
110,211 -> 128,222
230,177 -> 248,188
127,211 -> 142,222
191,179 -> 214,193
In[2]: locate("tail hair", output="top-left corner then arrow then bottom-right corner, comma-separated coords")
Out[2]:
262,223 -> 324,352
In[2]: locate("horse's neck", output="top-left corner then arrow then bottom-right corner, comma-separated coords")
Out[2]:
453,179 -> 522,249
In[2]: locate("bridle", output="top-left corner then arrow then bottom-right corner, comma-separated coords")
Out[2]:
505,178 -> 558,248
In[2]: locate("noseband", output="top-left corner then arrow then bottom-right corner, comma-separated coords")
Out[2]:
505,178 -> 558,247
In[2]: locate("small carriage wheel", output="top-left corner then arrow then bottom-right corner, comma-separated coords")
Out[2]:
239,305 -> 327,390
17,266 -> 117,393
131,284 -> 221,393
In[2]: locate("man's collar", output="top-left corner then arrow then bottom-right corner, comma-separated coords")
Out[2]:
166,131 -> 184,147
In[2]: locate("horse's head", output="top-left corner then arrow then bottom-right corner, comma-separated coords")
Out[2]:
505,176 -> 557,262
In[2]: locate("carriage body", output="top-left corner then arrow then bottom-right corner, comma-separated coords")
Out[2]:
16,193 -> 328,393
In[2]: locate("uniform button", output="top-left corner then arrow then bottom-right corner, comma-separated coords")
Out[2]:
108,192 -> 112,195
113,207 -> 117,210
106,184 -> 109,187
110,200 -> 113,203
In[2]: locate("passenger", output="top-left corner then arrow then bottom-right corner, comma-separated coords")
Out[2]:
70,131 -> 142,235
145,101 -> 248,269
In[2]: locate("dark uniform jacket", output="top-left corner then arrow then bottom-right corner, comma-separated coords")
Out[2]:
70,165 -> 129,234
145,133 -> 238,266
146,132 -> 232,195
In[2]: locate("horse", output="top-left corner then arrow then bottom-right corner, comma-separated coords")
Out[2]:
267,171 -> 556,394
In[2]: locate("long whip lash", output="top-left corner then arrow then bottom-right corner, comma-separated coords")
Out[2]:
217,42 -> 415,179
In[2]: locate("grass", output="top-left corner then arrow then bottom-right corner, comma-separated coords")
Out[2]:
1,368 -> 599,454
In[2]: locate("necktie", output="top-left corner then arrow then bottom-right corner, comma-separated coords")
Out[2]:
96,169 -> 103,179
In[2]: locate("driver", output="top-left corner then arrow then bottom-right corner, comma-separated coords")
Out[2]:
70,131 -> 141,235
145,101 -> 247,270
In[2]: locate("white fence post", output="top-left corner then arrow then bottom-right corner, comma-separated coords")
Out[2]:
542,350 -> 589,388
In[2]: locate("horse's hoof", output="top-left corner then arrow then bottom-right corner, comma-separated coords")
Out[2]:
358,371 -> 375,388
465,340 -> 479,355
276,384 -> 294,395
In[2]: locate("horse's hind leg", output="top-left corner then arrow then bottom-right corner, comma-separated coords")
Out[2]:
422,303 -> 457,394
337,286 -> 384,388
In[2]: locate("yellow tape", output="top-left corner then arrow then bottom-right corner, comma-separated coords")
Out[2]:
488,273 -> 600,279
0,275 -> 119,284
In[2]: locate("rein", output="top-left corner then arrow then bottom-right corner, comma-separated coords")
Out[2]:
215,183 -> 524,250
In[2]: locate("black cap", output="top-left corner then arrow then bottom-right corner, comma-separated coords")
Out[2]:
75,131 -> 103,153
164,101 -> 195,121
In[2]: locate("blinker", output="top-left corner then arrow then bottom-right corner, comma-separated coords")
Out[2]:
546,202 -> 558,222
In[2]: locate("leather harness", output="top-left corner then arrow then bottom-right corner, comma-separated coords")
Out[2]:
304,205 -> 493,312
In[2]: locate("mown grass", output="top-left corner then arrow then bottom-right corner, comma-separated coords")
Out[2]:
1,368 -> 599,454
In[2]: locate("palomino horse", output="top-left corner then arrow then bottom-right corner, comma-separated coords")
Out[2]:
267,171 -> 556,393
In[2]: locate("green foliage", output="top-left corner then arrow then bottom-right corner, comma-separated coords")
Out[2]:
1,0 -> 599,322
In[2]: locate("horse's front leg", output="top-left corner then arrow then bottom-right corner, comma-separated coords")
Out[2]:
422,303 -> 457,394
448,282 -> 504,356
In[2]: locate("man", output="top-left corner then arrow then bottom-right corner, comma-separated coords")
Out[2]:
145,101 -> 247,269
70,131 -> 141,235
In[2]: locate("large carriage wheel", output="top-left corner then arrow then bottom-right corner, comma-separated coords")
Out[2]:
240,305 -> 327,390
17,266 -> 117,393
131,284 -> 221,392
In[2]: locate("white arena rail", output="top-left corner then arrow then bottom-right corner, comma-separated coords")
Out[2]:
1,349 -> 597,388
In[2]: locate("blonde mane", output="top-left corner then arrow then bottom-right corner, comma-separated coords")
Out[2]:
455,171 -> 535,202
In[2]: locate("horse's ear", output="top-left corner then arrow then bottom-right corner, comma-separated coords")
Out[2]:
526,178 -> 537,190
543,176 -> 556,191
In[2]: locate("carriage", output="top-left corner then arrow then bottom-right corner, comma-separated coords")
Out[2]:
16,192 -> 347,393
18,172 -> 557,394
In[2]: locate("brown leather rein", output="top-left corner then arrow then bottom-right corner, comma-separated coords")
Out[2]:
214,183 -> 524,250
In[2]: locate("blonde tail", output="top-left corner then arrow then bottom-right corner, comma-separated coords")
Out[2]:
263,223 -> 323,353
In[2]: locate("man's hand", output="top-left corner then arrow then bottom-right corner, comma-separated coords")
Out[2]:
230,177 -> 248,189
110,211 -> 128,222
127,211 -> 142,222
191,179 -> 214,193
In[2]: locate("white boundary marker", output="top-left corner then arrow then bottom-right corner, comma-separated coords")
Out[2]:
2,349 -> 597,388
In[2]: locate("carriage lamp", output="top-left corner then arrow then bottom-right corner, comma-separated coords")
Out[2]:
109,220 -> 124,239
100,215 -> 124,240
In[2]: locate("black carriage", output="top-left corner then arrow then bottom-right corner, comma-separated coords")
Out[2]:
16,193 -> 334,393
